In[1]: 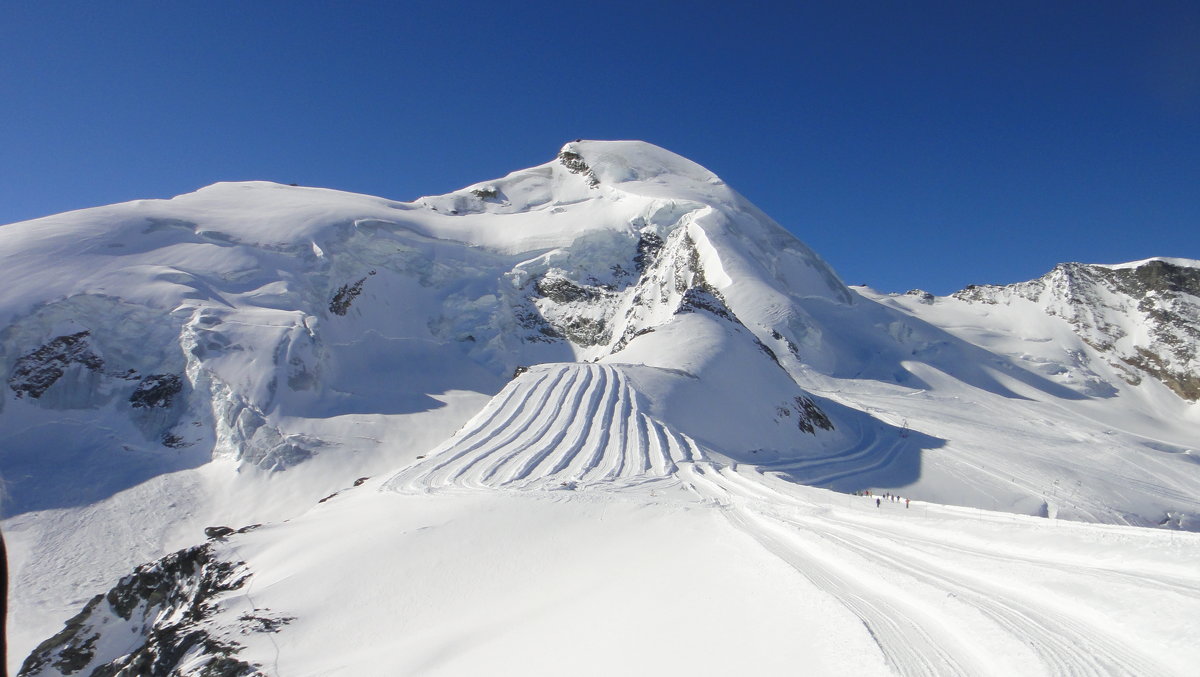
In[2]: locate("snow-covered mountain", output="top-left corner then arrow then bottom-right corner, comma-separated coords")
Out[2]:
5,141 -> 1199,675
951,258 -> 1200,400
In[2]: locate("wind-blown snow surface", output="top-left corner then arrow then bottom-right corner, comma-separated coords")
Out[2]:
4,140 -> 1200,674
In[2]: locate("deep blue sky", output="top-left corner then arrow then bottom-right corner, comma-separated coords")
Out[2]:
2,1 -> 1196,294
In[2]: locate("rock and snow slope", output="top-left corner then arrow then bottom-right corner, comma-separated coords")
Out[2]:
4,140 -> 1200,674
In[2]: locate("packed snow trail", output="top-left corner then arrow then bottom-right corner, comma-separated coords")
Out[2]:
386,361 -> 1195,676
760,413 -> 910,486
387,363 -> 702,492
678,463 -> 1184,677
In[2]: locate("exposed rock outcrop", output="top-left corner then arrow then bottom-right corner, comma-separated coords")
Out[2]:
129,374 -> 183,409
328,270 -> 376,316
19,544 -> 268,677
557,149 -> 599,187
8,331 -> 104,399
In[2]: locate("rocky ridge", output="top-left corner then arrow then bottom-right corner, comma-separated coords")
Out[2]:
18,539 -> 277,677
953,259 -> 1200,400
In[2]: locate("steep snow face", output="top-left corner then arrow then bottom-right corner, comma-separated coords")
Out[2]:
951,259 -> 1200,400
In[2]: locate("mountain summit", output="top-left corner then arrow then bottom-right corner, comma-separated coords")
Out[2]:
5,141 -> 1200,675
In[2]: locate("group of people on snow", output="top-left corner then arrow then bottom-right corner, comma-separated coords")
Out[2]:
854,489 -> 910,509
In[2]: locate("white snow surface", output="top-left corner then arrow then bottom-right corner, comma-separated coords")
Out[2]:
4,140 -> 1200,674
202,471 -> 1199,676
1099,256 -> 1200,270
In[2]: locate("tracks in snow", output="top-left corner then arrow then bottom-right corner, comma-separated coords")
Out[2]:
680,463 -> 1181,677
389,361 -> 911,494
386,361 -> 1189,676
387,363 -> 702,492
761,413 -> 908,486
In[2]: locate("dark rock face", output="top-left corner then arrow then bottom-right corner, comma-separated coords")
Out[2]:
19,544 -> 267,677
557,150 -> 600,187
526,272 -> 617,347
535,275 -> 602,304
555,316 -> 611,347
23,595 -> 105,675
8,331 -> 104,399
609,327 -> 655,354
1120,259 -> 1200,296
1104,262 -> 1200,400
514,304 -> 563,343
775,396 -> 835,435
634,232 -> 664,273
129,374 -> 183,409
793,396 -> 835,434
328,270 -> 376,316
676,287 -> 735,321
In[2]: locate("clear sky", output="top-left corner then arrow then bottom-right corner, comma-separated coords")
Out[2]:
2,1 -> 1196,294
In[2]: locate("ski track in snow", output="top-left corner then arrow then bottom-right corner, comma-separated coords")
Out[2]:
387,363 -> 699,493
678,464 -> 1178,677
386,362 -> 1188,676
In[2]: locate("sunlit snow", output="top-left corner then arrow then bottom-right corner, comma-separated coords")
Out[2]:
4,141 -> 1199,675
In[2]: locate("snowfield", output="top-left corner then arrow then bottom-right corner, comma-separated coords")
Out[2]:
202,473 -> 1200,677
4,140 -> 1200,675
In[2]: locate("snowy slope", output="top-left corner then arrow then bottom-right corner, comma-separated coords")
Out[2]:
5,140 -> 1200,674
849,262 -> 1200,526
1,140 -> 852,663
951,259 -> 1200,400
19,467 -> 1200,676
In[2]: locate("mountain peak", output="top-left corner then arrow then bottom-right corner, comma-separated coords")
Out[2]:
557,140 -> 723,191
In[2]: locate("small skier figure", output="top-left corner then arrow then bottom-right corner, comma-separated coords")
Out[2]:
876,497 -> 881,508
905,498 -> 910,508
